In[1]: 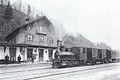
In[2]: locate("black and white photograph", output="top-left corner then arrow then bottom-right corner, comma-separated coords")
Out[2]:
0,0 -> 120,80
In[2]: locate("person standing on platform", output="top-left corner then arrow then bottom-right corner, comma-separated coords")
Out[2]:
17,55 -> 21,64
5,54 -> 9,65
32,56 -> 34,63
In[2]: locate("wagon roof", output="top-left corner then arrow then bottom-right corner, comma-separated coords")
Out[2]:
59,52 -> 75,55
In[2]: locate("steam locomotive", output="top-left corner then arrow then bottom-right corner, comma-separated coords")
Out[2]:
52,41 -> 117,68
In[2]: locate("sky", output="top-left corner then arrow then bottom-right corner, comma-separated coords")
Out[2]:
10,0 -> 120,50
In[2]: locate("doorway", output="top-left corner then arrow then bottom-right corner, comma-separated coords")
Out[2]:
39,49 -> 44,61
27,48 -> 33,61
49,49 -> 53,61
87,48 -> 92,63
98,49 -> 102,59
9,47 -> 16,61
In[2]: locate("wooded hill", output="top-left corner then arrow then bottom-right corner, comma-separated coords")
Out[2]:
0,3 -> 33,42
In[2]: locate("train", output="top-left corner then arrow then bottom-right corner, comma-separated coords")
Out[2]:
52,42 -> 119,68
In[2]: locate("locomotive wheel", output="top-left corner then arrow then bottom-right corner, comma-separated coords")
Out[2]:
67,61 -> 72,67
54,62 -> 61,68
76,61 -> 81,66
75,61 -> 79,66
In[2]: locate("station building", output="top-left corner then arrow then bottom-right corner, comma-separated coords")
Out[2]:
0,16 -> 57,62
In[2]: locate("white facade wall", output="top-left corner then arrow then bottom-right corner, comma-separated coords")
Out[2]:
16,47 -> 20,61
33,48 -> 39,61
0,45 -> 55,62
0,46 -> 9,59
0,46 -> 5,59
5,47 -> 9,57
43,49 -> 49,62
24,48 -> 27,61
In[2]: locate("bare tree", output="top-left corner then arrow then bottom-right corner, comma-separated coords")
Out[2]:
5,1 -> 13,20
27,5 -> 31,16
13,0 -> 22,11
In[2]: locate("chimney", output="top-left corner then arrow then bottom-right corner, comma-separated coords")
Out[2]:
25,18 -> 30,24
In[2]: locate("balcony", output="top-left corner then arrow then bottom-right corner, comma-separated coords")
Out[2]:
36,30 -> 47,36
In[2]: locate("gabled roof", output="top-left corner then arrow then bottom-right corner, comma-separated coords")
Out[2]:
5,16 -> 53,40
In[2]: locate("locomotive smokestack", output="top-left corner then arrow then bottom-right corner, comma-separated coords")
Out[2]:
57,40 -> 61,51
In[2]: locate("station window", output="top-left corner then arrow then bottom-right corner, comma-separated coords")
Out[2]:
39,25 -> 44,32
26,34 -> 33,42
28,26 -> 31,30
47,38 -> 54,44
39,37 -> 44,42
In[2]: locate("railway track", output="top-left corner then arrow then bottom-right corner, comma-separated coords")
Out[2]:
0,63 -> 118,80
103,72 -> 120,80
0,66 -> 50,74
24,64 -> 117,80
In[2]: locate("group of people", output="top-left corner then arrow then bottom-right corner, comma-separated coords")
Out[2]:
4,54 -> 36,65
4,54 -> 21,65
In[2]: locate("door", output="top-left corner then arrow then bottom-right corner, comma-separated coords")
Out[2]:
9,47 -> 16,61
39,49 -> 44,61
49,49 -> 53,61
87,48 -> 92,62
98,49 -> 102,59
106,50 -> 111,60
27,48 -> 33,61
